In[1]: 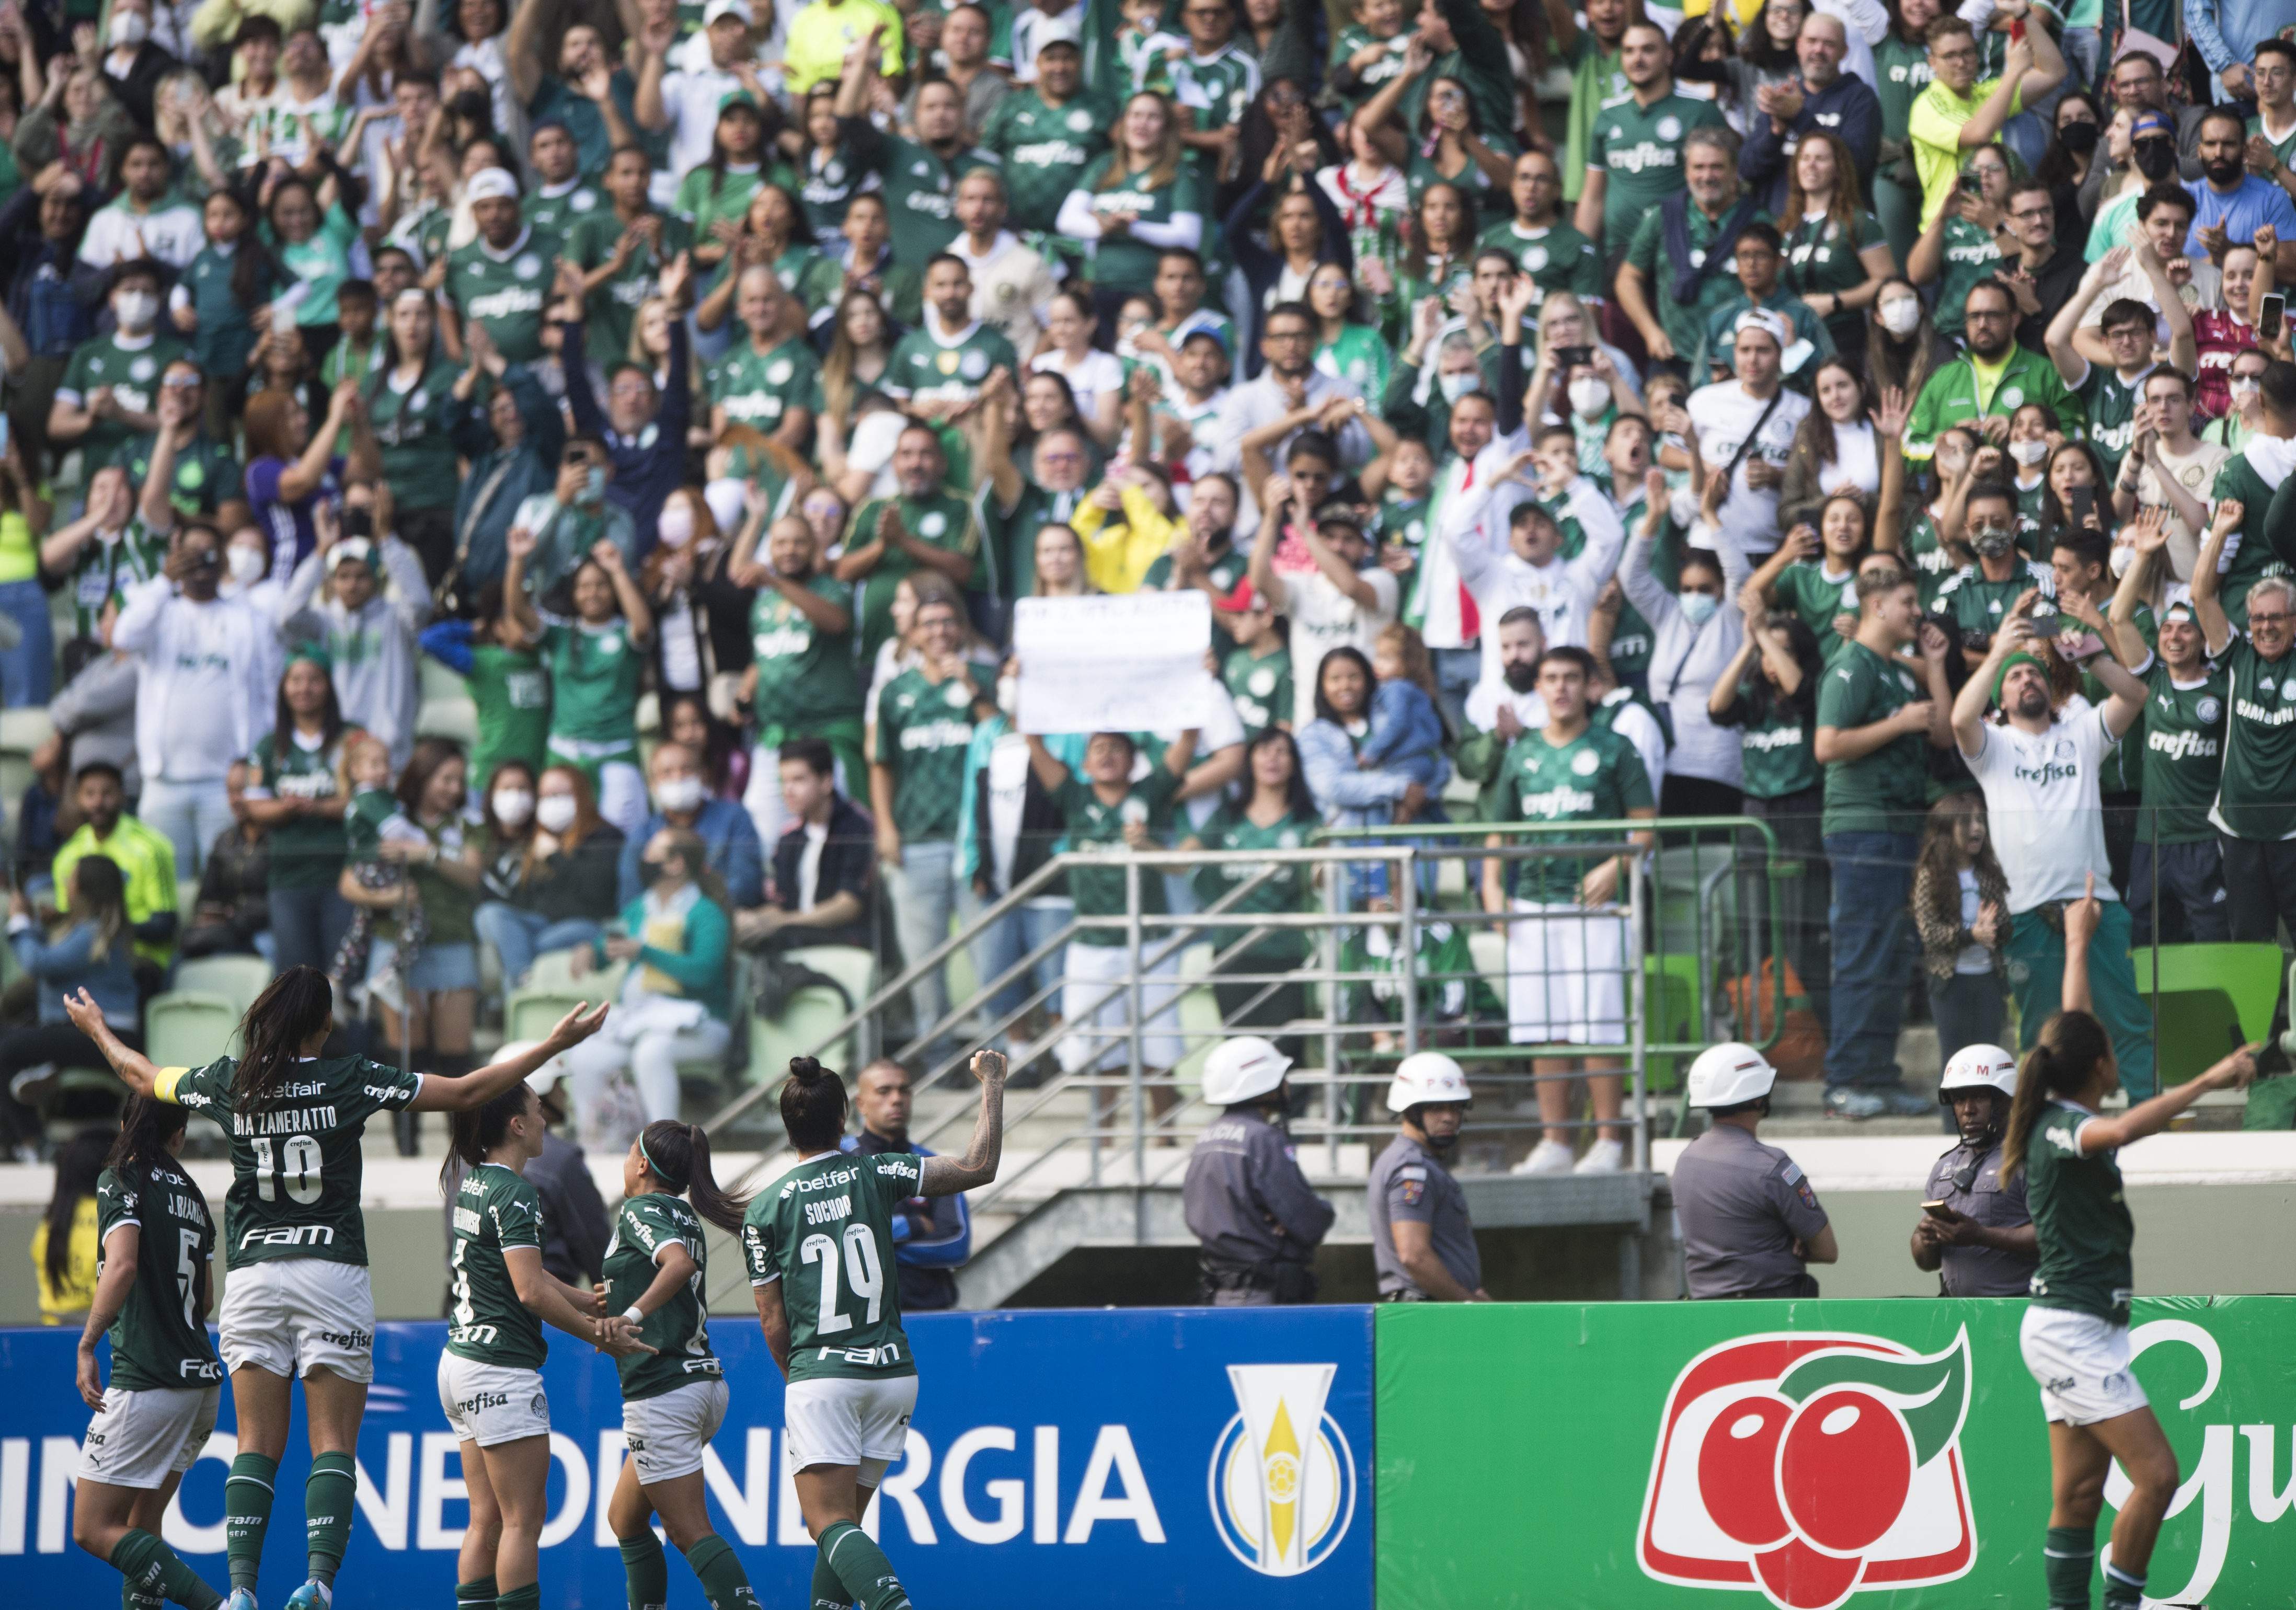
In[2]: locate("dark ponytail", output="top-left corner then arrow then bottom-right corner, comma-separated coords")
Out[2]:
107,1096 -> 189,1177
42,1128 -> 111,1289
779,1057 -> 849,1154
232,967 -> 337,1109
2001,1010 -> 2114,1180
442,1082 -> 537,1189
637,1120 -> 751,1233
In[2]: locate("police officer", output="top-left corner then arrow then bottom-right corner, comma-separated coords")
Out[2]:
1912,1043 -> 2038,1295
1673,1043 -> 1838,1298
1183,1037 -> 1335,1305
1369,1053 -> 1491,1302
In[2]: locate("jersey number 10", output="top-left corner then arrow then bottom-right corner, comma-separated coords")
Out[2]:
251,1135 -> 324,1204
801,1223 -> 886,1333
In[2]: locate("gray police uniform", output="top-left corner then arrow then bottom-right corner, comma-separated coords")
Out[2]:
1368,1132 -> 1479,1300
1182,1106 -> 1336,1305
1923,1138 -> 2037,1296
1673,1123 -> 1830,1299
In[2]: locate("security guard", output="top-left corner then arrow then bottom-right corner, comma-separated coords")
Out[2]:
1912,1043 -> 2038,1295
1183,1037 -> 1335,1305
1673,1043 -> 1838,1298
1368,1053 -> 1491,1302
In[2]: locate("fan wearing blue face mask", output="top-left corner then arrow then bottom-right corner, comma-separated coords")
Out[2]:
1620,476 -> 1750,819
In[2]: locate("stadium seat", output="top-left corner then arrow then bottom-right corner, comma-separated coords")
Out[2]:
144,991 -> 243,1067
0,706 -> 52,841
507,960 -> 628,1045
2134,942 -> 2284,1086
173,954 -> 274,1018
746,945 -> 875,1085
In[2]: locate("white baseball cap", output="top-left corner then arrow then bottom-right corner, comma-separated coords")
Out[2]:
506,1041 -> 572,1097
465,166 -> 520,204
703,0 -> 752,25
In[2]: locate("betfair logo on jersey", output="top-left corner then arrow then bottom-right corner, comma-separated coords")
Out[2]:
2149,728 -> 2219,761
780,1166 -> 861,1198
1638,1328 -> 1976,1610
1209,1364 -> 1356,1577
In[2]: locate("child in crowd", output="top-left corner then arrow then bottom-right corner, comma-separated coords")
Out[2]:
332,732 -> 429,985
1219,582 -> 1293,735
1359,623 -> 1449,800
1330,0 -> 1411,117
1372,435 -> 1437,580
1116,0 -> 1184,96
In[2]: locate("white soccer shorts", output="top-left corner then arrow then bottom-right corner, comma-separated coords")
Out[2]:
437,1354 -> 553,1447
624,1376 -> 729,1483
77,1385 -> 220,1489
784,1375 -> 919,1486
1506,900 -> 1628,1045
219,1260 -> 377,1384
2021,1304 -> 2149,1426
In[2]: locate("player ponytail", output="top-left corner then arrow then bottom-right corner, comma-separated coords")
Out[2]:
442,1082 -> 539,1188
779,1057 -> 849,1154
107,1095 -> 189,1177
637,1119 -> 751,1233
2001,1010 -> 2114,1180
233,965 -> 338,1109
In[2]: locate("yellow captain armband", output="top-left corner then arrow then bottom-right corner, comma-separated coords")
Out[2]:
153,1067 -> 191,1105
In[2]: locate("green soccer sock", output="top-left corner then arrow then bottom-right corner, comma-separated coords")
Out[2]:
815,1523 -> 908,1610
225,1453 -> 280,1593
2101,1558 -> 2145,1610
2045,1525 -> 2095,1609
304,1452 -> 357,1586
808,1552 -> 848,1610
111,1527 -> 225,1610
680,1534 -> 757,1610
493,1583 -> 539,1610
455,1575 -> 498,1610
617,1533 -> 669,1610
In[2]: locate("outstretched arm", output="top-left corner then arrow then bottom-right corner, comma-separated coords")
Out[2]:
409,1002 -> 612,1110
919,1050 -> 1007,1195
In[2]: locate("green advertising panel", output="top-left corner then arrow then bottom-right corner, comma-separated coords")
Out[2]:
1375,1297 -> 2296,1609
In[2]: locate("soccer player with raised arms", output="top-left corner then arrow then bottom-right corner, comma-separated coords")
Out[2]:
748,1050 -> 1007,1610
61,967 -> 611,1610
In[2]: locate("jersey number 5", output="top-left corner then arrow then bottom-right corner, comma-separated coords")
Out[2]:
252,1135 -> 323,1204
800,1223 -> 885,1333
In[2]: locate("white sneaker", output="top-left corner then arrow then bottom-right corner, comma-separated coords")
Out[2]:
1513,1139 -> 1576,1175
1574,1138 -> 1625,1175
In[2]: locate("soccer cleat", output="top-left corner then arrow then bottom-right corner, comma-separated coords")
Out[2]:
1513,1138 -> 1576,1175
1824,1087 -> 1886,1121
1573,1137 -> 1625,1175
283,1580 -> 331,1610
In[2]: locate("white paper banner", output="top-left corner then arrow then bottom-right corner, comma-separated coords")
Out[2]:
1014,592 -> 1213,737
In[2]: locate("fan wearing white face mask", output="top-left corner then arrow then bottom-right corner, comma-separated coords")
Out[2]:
49,261 -> 190,475
473,763 -> 625,990
97,0 -> 174,134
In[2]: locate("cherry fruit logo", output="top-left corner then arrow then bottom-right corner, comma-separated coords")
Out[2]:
1638,1329 -> 1976,1610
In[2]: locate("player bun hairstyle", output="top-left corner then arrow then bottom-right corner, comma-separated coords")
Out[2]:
2001,1010 -> 2114,1180
779,1057 -> 849,1154
443,1081 -> 539,1186
233,965 -> 339,1108
637,1119 -> 751,1233
107,1096 -> 189,1176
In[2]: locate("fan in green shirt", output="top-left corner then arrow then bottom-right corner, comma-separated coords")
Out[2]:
883,258 -> 1023,413
1815,613 -> 1945,839
1928,481 -> 2056,652
980,43 -> 1110,236
741,520 -> 866,784
1577,69 -> 1731,255
1709,610 -> 1824,801
368,337 -> 486,517
457,632 -> 554,794
444,181 -> 560,364
523,122 -> 609,239
839,423 -> 984,666
568,148 -> 696,360
1069,143 -> 1211,297
1182,766 -> 1321,1037
1483,685 -> 1657,907
245,663 -> 358,891
111,376 -> 244,520
53,283 -> 190,475
1621,186 -> 1774,374
836,56 -> 997,267
871,657 -> 997,849
502,525 -> 656,788
704,271 -> 824,444
56,471 -> 170,640
1023,728 -> 1197,943
1780,206 -> 1890,350
1904,290 -> 2087,461
1475,152 -> 1605,298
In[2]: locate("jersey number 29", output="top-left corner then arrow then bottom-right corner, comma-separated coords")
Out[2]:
800,1223 -> 885,1333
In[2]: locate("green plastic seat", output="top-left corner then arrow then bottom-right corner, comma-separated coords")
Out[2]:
2131,942 -> 2284,1085
1643,952 -> 1703,1094
173,954 -> 275,1018
747,945 -> 875,1085
145,992 -> 243,1068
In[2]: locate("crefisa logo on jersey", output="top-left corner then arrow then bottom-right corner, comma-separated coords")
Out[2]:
1207,1363 -> 1355,1577
1637,1329 -> 1975,1610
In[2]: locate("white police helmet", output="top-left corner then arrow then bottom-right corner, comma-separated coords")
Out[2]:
1387,1051 -> 1472,1113
1202,1036 -> 1293,1105
1939,1043 -> 2018,1102
1686,1042 -> 1779,1108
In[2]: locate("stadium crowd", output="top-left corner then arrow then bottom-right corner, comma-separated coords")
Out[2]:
0,0 -> 2291,1179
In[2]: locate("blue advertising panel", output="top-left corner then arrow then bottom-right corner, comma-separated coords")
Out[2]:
0,1307 -> 1371,1608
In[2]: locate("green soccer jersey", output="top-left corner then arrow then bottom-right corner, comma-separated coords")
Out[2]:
1330,25 -> 1410,111
1624,201 -> 1773,372
343,787 -> 400,865
110,431 -> 242,518
1337,916 -> 1503,1027
157,1053 -> 423,1269
2213,632 -> 2296,841
368,361 -> 471,510
1588,90 -> 1730,250
1779,210 -> 1886,332
1930,560 -> 2054,648
1931,216 -> 2003,342
1073,151 -> 1210,294
981,89 -> 1111,234
467,643 -> 553,791
2249,111 -> 2296,170
1735,688 -> 1822,800
2025,1098 -> 2132,1322
742,1149 -> 922,1384
1404,139 -> 1511,209
1816,640 -> 1932,836
70,519 -> 169,638
1873,34 -> 1935,142
543,619 -> 645,750
869,132 -> 996,267
673,164 -> 767,251
602,1192 -> 720,1401
2077,361 -> 2150,478
1052,766 -> 1184,943
249,729 -> 351,890
798,138 -> 875,238
2137,658 -> 2225,845
1316,323 -> 1391,401
770,245 -> 847,318
1774,560 -> 1861,662
708,335 -> 823,432
568,209 -> 695,361
847,492 -> 985,665
1169,43 -> 1258,132
752,574 -> 863,732
1475,219 -> 1605,300
524,179 -> 608,242
447,228 -> 559,363
61,332 -> 190,470
1491,724 -> 1655,903
95,1160 -> 220,1393
1223,646 -> 1292,735
2210,451 -> 2292,627
885,319 -> 1021,407
447,1162 -> 547,1370
1899,510 -> 1960,608
873,666 -> 992,843
1188,804 -> 1317,962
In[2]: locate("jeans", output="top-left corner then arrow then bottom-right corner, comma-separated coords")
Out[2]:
0,577 -> 53,706
2006,900 -> 2156,1100
2127,837 -> 2230,946
1927,970 -> 2006,1077
883,840 -> 980,1053
1431,646 -> 1482,744
474,902 -> 604,988
968,896 -> 1073,1027
268,883 -> 353,974
1823,831 -> 1918,1090
2060,26 -> 2100,94
139,777 -> 235,880
2000,110 -> 2049,176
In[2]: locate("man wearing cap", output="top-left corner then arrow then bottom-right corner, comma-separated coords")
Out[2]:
50,260 -> 190,476
1701,223 -> 1835,386
835,27 -> 999,268
1903,278 -> 2084,463
1684,309 -> 1811,565
1183,1037 -> 1335,1306
946,170 -> 1061,359
981,34 -> 1109,238
639,0 -> 805,179
1440,439 -> 1625,675
279,501 -> 432,771
442,168 -> 555,365
1249,498 -> 1399,727
1674,1043 -> 1838,1299
1912,1043 -> 2037,1297
1369,1053 -> 1491,1302
1954,593 -> 2157,1099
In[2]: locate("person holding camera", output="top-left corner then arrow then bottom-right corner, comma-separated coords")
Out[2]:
1912,1043 -> 2038,1296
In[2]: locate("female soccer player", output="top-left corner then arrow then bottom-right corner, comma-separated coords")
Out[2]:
2002,879 -> 2255,1610
71,1097 -> 225,1610
443,1082 -> 650,1610
747,1051 -> 1007,1610
62,967 -> 611,1610
596,1121 -> 756,1610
